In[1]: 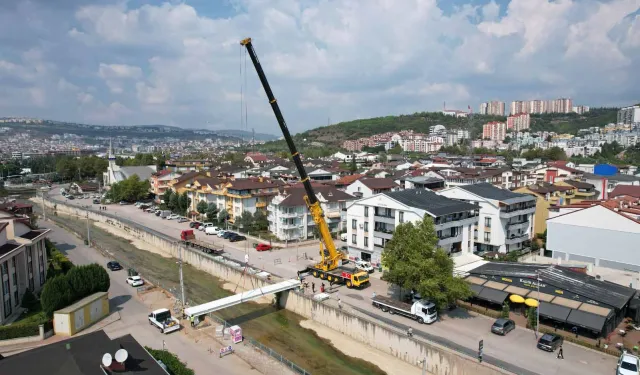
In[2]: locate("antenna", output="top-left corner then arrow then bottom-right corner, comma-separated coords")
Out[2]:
115,349 -> 129,363
102,353 -> 113,367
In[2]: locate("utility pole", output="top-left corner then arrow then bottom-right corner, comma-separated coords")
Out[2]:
178,243 -> 186,306
41,189 -> 46,221
420,358 -> 426,375
536,270 -> 540,338
86,211 -> 91,245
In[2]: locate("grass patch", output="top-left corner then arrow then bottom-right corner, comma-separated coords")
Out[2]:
15,301 -> 48,325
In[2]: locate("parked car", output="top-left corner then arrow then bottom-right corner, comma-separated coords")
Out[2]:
189,221 -> 199,228
340,233 -> 347,241
126,276 -> 144,287
255,243 -> 272,251
178,217 -> 189,223
536,333 -> 563,352
205,226 -> 220,235
155,210 -> 162,216
355,260 -> 374,273
229,235 -> 246,242
491,318 -> 515,336
67,195 -> 75,200
93,199 -> 100,204
216,230 -> 227,237
200,223 -> 215,231
167,214 -> 180,220
107,261 -> 122,271
222,231 -> 235,239
618,352 -> 640,375
119,201 -> 129,205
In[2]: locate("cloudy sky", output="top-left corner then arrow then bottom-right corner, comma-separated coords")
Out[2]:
0,0 -> 638,134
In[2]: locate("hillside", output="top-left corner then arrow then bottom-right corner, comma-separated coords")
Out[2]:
258,108 -> 620,152
213,129 -> 279,141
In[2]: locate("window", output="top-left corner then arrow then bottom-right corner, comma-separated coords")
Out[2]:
399,211 -> 404,223
352,234 -> 357,244
352,219 -> 357,230
364,222 -> 369,232
484,232 -> 491,242
364,207 -> 369,217
484,217 -> 491,228
364,237 -> 368,247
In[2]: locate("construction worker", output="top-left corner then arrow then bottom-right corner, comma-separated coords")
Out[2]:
338,298 -> 342,310
312,282 -> 316,293
190,315 -> 195,327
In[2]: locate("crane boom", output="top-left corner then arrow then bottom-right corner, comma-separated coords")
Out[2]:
240,38 -> 341,272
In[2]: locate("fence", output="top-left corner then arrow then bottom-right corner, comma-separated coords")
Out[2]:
45,196 -> 309,375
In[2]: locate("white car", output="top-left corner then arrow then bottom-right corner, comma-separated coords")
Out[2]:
355,260 -> 374,273
340,233 -> 347,241
126,276 -> 144,287
167,214 -> 180,220
200,223 -> 215,232
217,229 -> 227,237
205,226 -> 220,235
618,353 -> 639,375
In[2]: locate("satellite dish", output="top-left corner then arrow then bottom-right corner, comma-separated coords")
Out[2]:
115,349 -> 129,363
102,353 -> 113,367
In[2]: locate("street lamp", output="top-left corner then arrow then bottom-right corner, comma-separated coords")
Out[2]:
536,269 -> 540,338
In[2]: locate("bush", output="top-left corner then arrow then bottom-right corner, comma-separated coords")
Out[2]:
527,307 -> 537,330
145,347 -> 195,375
501,302 -> 510,319
0,323 -> 40,340
21,289 -> 38,310
40,263 -> 110,316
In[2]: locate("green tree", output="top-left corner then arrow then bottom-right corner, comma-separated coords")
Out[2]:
389,144 -> 403,154
41,275 -> 73,316
206,203 -> 218,222
169,193 -> 179,211
252,210 -> 268,231
197,200 -> 208,219
105,175 -> 150,202
349,156 -> 357,174
381,215 -> 472,310
218,209 -> 229,225
501,302 -> 510,319
162,189 -> 173,206
178,192 -> 190,215
378,152 -> 388,163
20,289 -> 37,310
527,307 -> 538,329
236,211 -> 254,231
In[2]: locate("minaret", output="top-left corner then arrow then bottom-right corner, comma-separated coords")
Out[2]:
108,138 -> 116,170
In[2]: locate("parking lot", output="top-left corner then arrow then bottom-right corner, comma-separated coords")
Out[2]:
50,186 -> 618,375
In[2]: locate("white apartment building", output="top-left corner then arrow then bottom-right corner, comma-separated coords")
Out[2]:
345,178 -> 400,198
0,211 -> 50,324
345,189 -> 479,265
618,105 -> 640,125
268,185 -> 354,241
480,101 -> 505,116
439,183 -> 536,254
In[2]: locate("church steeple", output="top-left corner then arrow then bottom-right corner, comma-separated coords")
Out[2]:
108,138 -> 115,161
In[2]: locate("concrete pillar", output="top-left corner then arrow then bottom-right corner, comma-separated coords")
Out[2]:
39,324 -> 44,339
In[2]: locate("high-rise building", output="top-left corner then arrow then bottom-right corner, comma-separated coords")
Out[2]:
480,101 -> 506,116
510,101 -> 525,115
507,113 -> 531,132
511,98 -> 574,114
618,106 -> 640,124
572,105 -> 590,114
482,121 -> 507,142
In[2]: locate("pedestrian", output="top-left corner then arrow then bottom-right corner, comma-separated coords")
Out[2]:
190,315 -> 195,327
557,345 -> 564,359
372,291 -> 376,299
338,298 -> 342,310
312,282 -> 316,293
407,327 -> 413,337
335,290 -> 340,300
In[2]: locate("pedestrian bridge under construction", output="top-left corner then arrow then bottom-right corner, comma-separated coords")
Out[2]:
184,279 -> 301,317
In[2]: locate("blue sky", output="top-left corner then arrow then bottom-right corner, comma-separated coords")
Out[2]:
0,0 -> 638,134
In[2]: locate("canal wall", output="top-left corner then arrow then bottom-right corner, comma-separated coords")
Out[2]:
44,198 -> 511,375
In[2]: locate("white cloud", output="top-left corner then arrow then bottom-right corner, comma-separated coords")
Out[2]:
0,0 -> 637,131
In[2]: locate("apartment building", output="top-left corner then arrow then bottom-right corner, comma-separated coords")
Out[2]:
345,178 -> 400,198
482,122 -> 507,141
479,101 -> 505,116
345,189 -> 479,264
268,185 -> 354,241
507,113 -> 530,131
0,212 -> 50,324
618,105 -> 640,125
439,183 -> 536,254
150,170 -> 180,199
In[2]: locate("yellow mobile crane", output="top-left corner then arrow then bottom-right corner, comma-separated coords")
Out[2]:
240,38 -> 369,288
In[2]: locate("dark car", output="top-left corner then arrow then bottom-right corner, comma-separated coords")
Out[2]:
537,333 -> 563,352
93,199 -> 100,204
107,261 -> 122,271
229,235 -> 246,242
222,231 -> 236,239
491,318 -> 515,336
189,221 -> 198,228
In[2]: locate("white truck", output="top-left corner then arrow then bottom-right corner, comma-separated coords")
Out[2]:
371,295 -> 437,324
148,308 -> 181,334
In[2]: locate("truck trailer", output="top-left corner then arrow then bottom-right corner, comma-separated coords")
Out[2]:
180,230 -> 224,255
371,295 -> 438,324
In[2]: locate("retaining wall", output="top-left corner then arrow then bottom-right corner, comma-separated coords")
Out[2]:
44,198 -> 510,375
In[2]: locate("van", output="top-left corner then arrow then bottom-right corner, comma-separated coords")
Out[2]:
160,210 -> 171,219
205,226 -> 220,235
340,233 -> 347,241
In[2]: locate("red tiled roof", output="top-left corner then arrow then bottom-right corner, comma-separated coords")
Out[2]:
609,185 -> 640,198
336,174 -> 364,185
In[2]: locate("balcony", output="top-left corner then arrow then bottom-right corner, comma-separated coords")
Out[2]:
499,206 -> 536,218
506,219 -> 530,231
438,232 -> 463,245
280,211 -> 301,218
280,222 -> 301,230
374,214 -> 395,224
373,229 -> 394,240
325,210 -> 341,219
505,233 -> 530,245
256,201 -> 267,208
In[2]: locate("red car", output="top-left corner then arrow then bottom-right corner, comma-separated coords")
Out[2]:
255,243 -> 272,251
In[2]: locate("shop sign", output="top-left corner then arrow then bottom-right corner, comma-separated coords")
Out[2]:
520,278 -> 546,288
555,290 -> 563,294
501,277 -> 512,283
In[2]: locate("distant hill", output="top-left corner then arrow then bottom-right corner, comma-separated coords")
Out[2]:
258,108 -> 620,151
213,129 -> 279,141
0,119 -> 241,141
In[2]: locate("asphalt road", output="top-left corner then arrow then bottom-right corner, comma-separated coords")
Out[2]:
41,219 -> 262,375
49,187 -> 619,375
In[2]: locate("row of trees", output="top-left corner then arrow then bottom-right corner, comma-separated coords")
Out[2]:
41,263 -> 110,316
105,175 -> 151,202
115,153 -> 166,170
56,155 -> 109,181
162,190 -> 192,216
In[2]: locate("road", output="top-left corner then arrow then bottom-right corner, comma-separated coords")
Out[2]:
49,188 -> 618,375
41,218 -> 262,375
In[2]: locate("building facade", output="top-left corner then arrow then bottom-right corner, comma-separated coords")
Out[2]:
507,113 -> 530,132
480,101 -> 506,116
618,105 -> 640,125
0,213 -> 50,324
439,183 -> 536,253
482,122 -> 507,141
345,189 -> 479,265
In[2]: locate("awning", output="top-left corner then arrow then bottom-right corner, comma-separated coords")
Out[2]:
551,296 -> 582,309
478,287 -> 509,305
465,276 -> 487,286
469,284 -> 484,295
483,281 -> 508,291
538,301 -> 571,323
504,285 -> 531,297
510,295 -> 525,303
566,309 -> 607,333
525,298 -> 539,307
578,303 -> 612,317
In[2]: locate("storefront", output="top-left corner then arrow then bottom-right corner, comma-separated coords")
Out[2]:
466,263 -> 635,337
